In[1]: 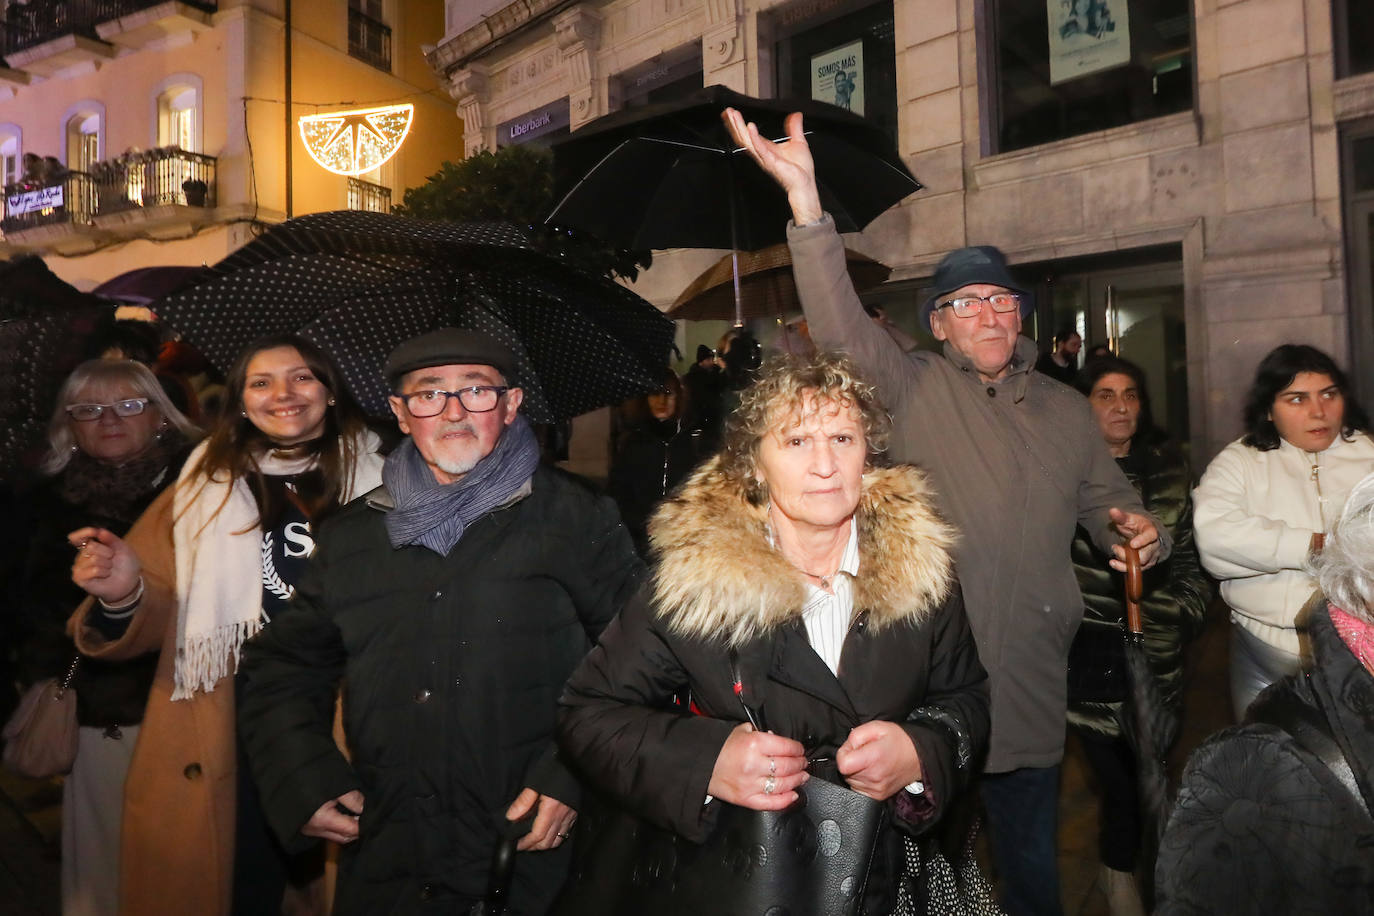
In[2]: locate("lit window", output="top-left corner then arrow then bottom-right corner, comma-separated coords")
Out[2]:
66,113 -> 100,172
158,86 -> 199,151
0,130 -> 19,187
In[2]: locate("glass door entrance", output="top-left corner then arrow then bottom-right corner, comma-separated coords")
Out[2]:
1043,258 -> 1190,451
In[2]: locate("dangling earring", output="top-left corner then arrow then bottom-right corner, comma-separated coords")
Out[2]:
156,420 -> 169,442
327,397 -> 335,406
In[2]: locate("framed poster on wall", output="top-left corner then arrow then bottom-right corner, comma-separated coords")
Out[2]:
1048,0 -> 1131,84
811,40 -> 864,114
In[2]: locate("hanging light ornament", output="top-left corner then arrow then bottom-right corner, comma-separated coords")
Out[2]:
298,103 -> 414,176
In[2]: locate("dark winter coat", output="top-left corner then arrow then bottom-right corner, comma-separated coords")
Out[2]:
787,215 -> 1168,772
1068,443 -> 1213,737
608,416 -> 706,557
557,458 -> 990,914
1156,599 -> 1374,913
236,465 -> 644,916
12,447 -> 187,727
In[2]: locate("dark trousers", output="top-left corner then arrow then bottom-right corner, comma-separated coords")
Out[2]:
979,765 -> 1063,916
1075,730 -> 1141,872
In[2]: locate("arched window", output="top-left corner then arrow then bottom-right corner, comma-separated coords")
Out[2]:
0,125 -> 19,188
157,84 -> 200,152
65,111 -> 101,172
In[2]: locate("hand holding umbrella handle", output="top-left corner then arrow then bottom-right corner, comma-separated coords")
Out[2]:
1123,544 -> 1144,637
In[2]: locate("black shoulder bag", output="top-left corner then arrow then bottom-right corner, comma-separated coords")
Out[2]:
555,652 -> 888,916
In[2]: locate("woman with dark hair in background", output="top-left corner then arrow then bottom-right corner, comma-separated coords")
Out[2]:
11,358 -> 199,916
1066,356 -> 1213,916
608,368 -> 707,558
65,334 -> 385,916
1194,344 -> 1374,719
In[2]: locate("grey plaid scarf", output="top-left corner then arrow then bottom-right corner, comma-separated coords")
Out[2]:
382,414 -> 539,555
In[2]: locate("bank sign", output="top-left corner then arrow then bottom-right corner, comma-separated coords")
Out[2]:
6,184 -> 63,216
811,41 -> 864,115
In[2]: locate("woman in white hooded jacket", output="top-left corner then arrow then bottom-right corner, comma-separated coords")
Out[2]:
1194,344 -> 1374,719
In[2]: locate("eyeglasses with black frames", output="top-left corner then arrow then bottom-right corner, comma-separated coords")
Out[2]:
399,386 -> 509,418
65,398 -> 151,422
935,293 -> 1021,319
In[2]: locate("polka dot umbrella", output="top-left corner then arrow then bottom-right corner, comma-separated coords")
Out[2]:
0,256 -> 113,480
151,211 -> 677,424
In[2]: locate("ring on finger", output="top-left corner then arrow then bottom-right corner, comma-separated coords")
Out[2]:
768,757 -> 776,777
557,831 -> 571,840
764,775 -> 777,795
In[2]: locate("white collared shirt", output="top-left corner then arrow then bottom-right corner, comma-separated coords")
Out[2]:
799,519 -> 861,675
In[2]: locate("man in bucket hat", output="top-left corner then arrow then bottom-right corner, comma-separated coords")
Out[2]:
726,109 -> 1169,916
237,328 -> 643,915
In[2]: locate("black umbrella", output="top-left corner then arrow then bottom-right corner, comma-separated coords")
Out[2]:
1119,544 -> 1175,900
547,85 -> 919,252
0,257 -> 113,479
151,211 -> 677,424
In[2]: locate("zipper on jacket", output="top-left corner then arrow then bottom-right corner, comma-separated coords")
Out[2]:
1309,452 -> 1326,531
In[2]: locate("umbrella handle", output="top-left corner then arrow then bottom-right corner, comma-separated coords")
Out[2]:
1123,544 -> 1143,636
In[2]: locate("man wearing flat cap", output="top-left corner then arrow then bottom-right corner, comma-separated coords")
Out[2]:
725,110 -> 1170,915
237,328 -> 644,914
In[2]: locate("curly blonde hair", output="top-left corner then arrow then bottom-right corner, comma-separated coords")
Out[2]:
719,351 -> 891,503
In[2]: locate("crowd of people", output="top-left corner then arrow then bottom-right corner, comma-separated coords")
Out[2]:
3,103 -> 1373,916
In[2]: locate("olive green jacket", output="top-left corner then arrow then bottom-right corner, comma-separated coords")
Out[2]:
1067,442 -> 1214,738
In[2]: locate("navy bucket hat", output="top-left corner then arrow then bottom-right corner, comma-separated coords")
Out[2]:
920,245 -> 1032,326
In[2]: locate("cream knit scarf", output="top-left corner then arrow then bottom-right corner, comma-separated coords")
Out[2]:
169,432 -> 384,700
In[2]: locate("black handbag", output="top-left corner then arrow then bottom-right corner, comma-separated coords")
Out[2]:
555,654 -> 888,916
1066,618 -> 1129,705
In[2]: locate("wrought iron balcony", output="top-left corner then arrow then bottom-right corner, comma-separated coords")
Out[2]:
91,147 -> 217,212
2,170 -> 98,235
347,177 -> 391,214
1,0 -> 217,58
348,8 -> 391,72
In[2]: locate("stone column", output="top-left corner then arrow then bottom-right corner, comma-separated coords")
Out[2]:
448,64 -> 491,158
703,0 -> 746,91
554,7 -> 603,130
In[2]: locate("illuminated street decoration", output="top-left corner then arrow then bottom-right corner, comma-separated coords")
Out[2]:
298,103 -> 414,176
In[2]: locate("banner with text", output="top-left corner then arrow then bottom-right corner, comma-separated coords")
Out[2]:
811,40 -> 864,115
1048,0 -> 1130,85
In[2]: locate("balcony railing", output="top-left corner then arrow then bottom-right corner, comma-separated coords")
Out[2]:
92,147 -> 217,212
1,0 -> 217,58
348,8 -> 391,72
347,177 -> 391,214
2,148 -> 215,239
2,171 -> 97,235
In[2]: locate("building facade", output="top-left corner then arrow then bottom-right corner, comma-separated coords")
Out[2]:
428,0 -> 1374,464
0,0 -> 461,290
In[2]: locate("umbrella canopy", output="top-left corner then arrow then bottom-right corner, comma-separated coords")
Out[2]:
151,211 -> 676,424
93,265 -> 211,305
547,85 -> 921,253
669,243 -> 890,322
0,257 -> 113,479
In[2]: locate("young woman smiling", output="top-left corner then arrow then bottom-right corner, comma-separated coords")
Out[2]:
66,335 -> 385,916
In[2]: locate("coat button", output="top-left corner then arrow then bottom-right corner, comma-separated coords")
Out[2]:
419,883 -> 434,900
986,386 -> 996,397
414,688 -> 432,704
183,763 -> 202,780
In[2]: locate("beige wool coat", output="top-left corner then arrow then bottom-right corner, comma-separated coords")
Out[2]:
69,486 -> 340,916
70,486 -> 240,916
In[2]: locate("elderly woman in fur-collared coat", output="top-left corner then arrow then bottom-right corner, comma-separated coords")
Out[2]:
557,352 -> 989,914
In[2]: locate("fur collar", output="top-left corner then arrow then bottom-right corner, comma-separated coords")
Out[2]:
648,456 -> 957,645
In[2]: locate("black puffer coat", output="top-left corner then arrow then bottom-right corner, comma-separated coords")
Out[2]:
608,416 -> 706,557
11,445 -> 188,727
237,466 -> 644,915
557,460 -> 989,915
1067,442 -> 1213,737
1156,600 -> 1374,913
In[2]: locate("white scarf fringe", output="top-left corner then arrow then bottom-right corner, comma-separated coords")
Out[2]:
170,433 -> 384,701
